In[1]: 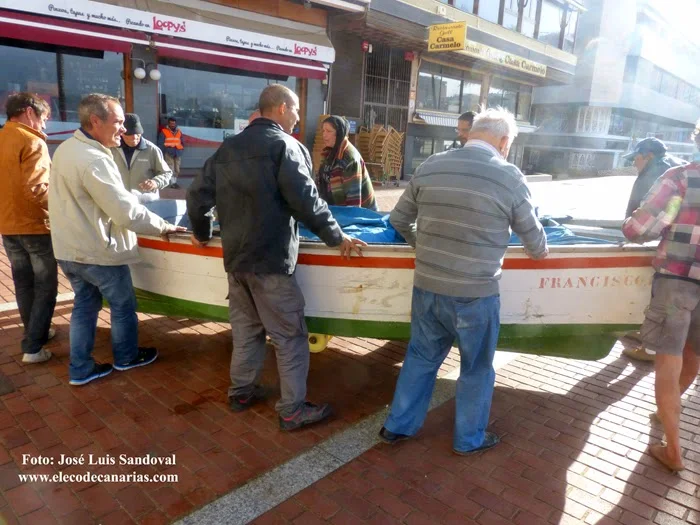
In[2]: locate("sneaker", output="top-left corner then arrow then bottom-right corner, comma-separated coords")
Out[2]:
279,402 -> 332,431
379,426 -> 411,445
47,328 -> 56,340
69,363 -> 113,386
113,347 -> 158,371
169,182 -> 181,189
453,432 -> 501,456
22,348 -> 52,364
229,385 -> 271,412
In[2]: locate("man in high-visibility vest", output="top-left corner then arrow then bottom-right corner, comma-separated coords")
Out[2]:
158,117 -> 184,189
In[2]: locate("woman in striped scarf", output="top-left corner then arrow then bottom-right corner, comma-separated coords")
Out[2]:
316,116 -> 377,211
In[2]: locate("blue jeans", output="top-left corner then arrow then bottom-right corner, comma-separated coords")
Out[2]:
58,261 -> 138,380
384,287 -> 500,452
2,235 -> 58,354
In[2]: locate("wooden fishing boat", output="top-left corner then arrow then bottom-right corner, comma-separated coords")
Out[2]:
130,232 -> 656,360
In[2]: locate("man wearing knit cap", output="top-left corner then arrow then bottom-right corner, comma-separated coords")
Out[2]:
111,113 -> 172,202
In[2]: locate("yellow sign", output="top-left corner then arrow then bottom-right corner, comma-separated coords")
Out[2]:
461,40 -> 547,77
428,21 -> 467,52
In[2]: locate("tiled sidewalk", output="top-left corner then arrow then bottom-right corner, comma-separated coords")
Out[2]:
255,351 -> 700,525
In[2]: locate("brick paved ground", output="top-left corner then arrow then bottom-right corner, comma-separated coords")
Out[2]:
0,245 -> 461,525
4,242 -> 700,525
255,350 -> 700,525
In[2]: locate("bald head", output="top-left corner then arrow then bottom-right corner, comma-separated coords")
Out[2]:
257,85 -> 300,134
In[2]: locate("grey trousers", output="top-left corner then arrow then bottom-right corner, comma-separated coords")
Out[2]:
227,272 -> 309,416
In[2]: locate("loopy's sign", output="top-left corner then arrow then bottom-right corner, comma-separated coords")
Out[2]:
294,44 -> 318,57
0,0 -> 336,63
153,16 -> 186,33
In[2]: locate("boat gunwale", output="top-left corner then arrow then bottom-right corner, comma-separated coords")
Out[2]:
143,234 -> 658,256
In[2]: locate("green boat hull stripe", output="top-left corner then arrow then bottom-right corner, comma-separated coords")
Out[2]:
134,288 -> 636,361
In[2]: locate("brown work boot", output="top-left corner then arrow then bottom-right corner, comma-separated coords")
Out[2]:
279,402 -> 332,431
622,346 -> 656,362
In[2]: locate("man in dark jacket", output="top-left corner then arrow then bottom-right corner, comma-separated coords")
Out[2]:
622,137 -> 687,362
187,84 -> 365,431
624,138 -> 687,218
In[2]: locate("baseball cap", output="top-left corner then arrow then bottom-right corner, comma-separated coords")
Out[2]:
623,137 -> 667,161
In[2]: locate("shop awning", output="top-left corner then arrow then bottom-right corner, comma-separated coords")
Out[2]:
414,111 -> 459,128
152,36 -> 328,80
0,11 -> 150,53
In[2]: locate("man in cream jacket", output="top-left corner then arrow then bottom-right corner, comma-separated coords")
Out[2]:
49,94 -> 184,386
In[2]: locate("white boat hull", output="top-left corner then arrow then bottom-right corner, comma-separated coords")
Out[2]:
130,235 -> 656,360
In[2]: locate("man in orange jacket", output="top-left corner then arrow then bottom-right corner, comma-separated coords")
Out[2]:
0,93 -> 58,364
158,117 -> 184,189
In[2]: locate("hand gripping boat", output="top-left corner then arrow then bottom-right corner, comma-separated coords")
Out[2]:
130,201 -> 656,360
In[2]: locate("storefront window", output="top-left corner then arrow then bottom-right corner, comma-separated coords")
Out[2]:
502,0 -> 519,32
563,9 -> 578,53
442,75 -> 462,113
489,78 -> 514,115
417,70 -> 460,113
488,79 -> 532,121
453,0 -> 475,13
158,60 -> 295,142
411,136 -> 434,172
660,74 -> 679,98
517,87 -> 532,121
461,75 -> 481,113
521,0 -> 538,39
478,0 -> 501,23
503,0 -> 538,38
538,0 -> 564,47
417,63 -> 484,115
0,41 -> 124,140
417,71 -> 440,111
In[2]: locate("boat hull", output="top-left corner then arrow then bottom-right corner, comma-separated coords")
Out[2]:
131,236 -> 656,360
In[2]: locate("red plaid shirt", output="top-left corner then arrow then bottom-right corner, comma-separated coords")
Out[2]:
622,162 -> 700,280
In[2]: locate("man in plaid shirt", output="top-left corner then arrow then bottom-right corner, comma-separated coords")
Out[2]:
622,120 -> 700,472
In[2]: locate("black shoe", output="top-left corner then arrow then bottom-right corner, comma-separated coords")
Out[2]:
114,347 -> 158,371
379,426 -> 411,445
453,432 -> 500,456
69,363 -> 113,386
229,385 -> 271,412
279,402 -> 332,431
169,183 -> 181,189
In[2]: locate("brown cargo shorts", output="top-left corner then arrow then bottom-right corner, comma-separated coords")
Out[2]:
640,274 -> 700,356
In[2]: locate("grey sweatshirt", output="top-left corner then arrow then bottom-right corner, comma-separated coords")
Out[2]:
390,144 -> 548,298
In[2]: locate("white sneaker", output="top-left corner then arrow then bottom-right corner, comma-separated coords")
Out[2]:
47,328 -> 56,340
22,349 -> 52,364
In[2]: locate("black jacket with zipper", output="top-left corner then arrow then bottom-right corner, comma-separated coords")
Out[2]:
187,118 -> 343,275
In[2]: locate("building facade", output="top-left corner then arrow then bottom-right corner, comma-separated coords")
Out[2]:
0,0 -> 366,168
527,0 -> 700,176
328,0 -> 583,176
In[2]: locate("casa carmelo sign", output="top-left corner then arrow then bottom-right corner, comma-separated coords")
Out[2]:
0,0 -> 335,63
461,40 -> 547,78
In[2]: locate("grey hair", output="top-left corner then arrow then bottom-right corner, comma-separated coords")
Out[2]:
78,93 -> 120,128
693,118 -> 700,144
470,107 -> 518,141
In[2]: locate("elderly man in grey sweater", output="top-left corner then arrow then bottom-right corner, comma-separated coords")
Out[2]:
380,107 -> 548,455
